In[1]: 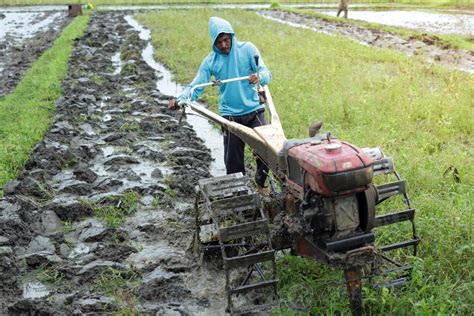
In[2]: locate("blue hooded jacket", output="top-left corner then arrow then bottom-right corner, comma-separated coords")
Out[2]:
177,17 -> 272,117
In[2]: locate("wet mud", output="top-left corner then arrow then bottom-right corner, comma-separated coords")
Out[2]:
0,11 -> 228,314
5,6 -> 468,314
260,10 -> 474,74
0,11 -> 71,98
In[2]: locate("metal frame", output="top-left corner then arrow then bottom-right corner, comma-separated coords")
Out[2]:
186,82 -> 419,315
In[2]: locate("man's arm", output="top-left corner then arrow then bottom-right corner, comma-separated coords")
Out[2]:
169,57 -> 212,110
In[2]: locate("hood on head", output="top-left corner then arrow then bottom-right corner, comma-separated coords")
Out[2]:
208,16 -> 235,54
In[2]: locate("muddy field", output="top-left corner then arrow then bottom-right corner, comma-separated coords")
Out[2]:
0,11 -> 228,314
0,7 -> 472,315
315,9 -> 474,36
0,10 -> 71,98
260,10 -> 474,74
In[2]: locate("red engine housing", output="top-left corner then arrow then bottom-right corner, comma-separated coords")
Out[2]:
286,138 -> 374,197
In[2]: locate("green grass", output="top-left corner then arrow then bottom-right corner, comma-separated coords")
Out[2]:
88,191 -> 141,228
92,267 -> 142,314
37,266 -> 66,284
137,9 -> 473,314
0,14 -> 89,195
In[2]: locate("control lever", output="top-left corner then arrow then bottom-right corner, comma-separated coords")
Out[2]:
254,55 -> 267,104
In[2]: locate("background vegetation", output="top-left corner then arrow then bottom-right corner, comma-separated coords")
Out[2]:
0,14 -> 89,194
137,8 -> 473,314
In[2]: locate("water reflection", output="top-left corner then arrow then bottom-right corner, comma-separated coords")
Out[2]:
125,15 -> 226,176
0,11 -> 64,42
23,282 -> 49,299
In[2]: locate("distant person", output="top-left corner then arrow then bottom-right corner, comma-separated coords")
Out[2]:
337,0 -> 349,19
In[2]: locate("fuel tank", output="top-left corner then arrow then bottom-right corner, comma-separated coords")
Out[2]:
287,138 -> 374,197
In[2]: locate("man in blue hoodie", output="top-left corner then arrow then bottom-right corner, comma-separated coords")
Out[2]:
168,16 -> 272,192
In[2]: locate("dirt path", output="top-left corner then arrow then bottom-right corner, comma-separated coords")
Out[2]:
0,11 -> 227,314
0,11 -> 71,98
260,10 -> 474,74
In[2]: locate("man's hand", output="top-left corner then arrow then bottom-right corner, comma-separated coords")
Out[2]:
248,74 -> 259,85
168,98 -> 179,110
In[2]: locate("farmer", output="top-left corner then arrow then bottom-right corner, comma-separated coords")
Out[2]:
168,16 -> 272,194
337,0 -> 349,19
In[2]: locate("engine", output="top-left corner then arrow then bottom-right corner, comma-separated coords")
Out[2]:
279,133 -> 376,245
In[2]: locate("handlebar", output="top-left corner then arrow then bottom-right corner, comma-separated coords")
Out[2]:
180,55 -> 263,105
185,75 -> 253,103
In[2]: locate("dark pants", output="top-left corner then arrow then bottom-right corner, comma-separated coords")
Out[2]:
337,9 -> 348,18
222,109 -> 269,188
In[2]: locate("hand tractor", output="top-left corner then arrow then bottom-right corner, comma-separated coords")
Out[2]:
178,71 -> 419,315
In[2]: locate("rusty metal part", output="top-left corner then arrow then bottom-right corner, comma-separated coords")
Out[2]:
330,246 -> 376,268
285,193 -> 297,215
295,236 -> 376,269
344,268 -> 363,316
295,236 -> 330,264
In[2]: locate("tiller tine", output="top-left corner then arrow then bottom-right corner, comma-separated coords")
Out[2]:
195,173 -> 279,315
371,158 -> 420,286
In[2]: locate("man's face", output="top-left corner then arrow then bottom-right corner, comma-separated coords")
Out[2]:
215,33 -> 232,54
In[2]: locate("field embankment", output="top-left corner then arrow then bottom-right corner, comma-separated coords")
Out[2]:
289,8 -> 474,51
0,11 -> 71,98
261,9 -> 474,74
138,8 -> 473,314
0,13 -> 89,193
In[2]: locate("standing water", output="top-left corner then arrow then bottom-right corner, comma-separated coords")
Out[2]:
260,10 -> 474,73
125,16 -> 226,176
0,11 -> 65,41
0,11 -> 66,74
315,10 -> 474,36
22,282 -> 49,299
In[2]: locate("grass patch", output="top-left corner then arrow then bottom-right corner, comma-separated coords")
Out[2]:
137,9 -> 473,314
37,266 -> 66,284
92,267 -> 142,314
87,191 -> 141,228
0,14 -> 89,195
